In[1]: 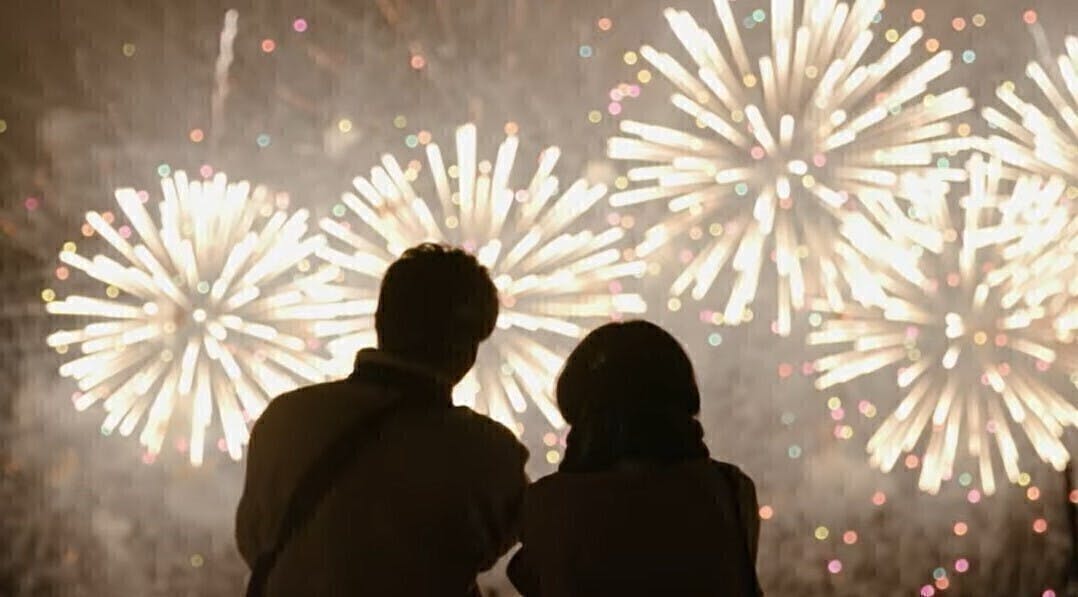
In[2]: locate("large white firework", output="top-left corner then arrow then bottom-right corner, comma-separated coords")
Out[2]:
607,0 -> 972,335
809,154 -> 1078,495
316,123 -> 647,433
981,36 -> 1078,337
45,171 -> 341,466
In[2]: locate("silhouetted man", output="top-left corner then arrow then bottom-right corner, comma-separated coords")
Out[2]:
236,243 -> 528,596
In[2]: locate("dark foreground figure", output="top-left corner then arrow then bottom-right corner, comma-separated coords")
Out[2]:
509,321 -> 762,596
236,244 -> 528,596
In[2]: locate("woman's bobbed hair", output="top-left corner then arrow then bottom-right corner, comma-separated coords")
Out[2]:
556,320 -> 707,472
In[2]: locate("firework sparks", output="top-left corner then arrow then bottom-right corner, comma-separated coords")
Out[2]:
809,154 -> 1078,495
607,0 -> 972,335
981,36 -> 1078,340
982,36 -> 1078,179
44,170 -> 341,466
317,123 -> 647,433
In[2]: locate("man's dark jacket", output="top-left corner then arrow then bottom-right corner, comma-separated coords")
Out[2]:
236,349 -> 529,596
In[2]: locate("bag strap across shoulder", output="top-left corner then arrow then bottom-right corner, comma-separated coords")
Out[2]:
244,394 -> 404,597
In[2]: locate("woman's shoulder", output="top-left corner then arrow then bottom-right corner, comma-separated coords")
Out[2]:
709,459 -> 754,482
707,459 -> 758,501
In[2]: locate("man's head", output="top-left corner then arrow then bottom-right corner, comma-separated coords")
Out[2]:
375,243 -> 500,384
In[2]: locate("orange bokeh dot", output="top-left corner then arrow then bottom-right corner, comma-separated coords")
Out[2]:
954,522 -> 968,536
410,54 -> 426,69
1023,10 -> 1037,25
597,17 -> 613,31
759,505 -> 774,520
261,38 -> 276,53
936,578 -> 950,590
843,531 -> 858,544
926,38 -> 940,53
911,8 -> 926,23
952,17 -> 966,31
1033,518 -> 1048,533
189,128 -> 204,143
504,121 -> 519,136
872,491 -> 887,506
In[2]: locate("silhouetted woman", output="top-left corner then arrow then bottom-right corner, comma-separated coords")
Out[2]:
508,320 -> 761,596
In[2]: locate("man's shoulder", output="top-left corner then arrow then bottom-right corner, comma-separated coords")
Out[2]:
441,406 -> 529,461
252,380 -> 353,432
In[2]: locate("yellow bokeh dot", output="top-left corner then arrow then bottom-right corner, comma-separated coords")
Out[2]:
1018,472 -> 1031,486
105,286 -> 120,298
62,241 -> 77,253
709,223 -> 723,236
972,14 -> 986,27
393,115 -> 407,128
742,74 -> 757,87
623,51 -> 638,65
338,118 -> 353,133
1001,81 -> 1016,93
802,175 -> 816,188
447,165 -> 459,178
827,397 -> 841,410
614,176 -> 629,190
973,331 -> 987,345
667,297 -> 682,312
731,110 -> 745,123
445,215 -> 459,229
122,43 -> 136,57
0,119 -> 7,133
885,29 -> 899,43
637,69 -> 652,84
743,308 -> 754,322
56,345 -> 69,354
1065,186 -> 1078,199
957,123 -> 971,137
795,246 -> 809,259
711,313 -> 724,325
546,450 -> 561,464
804,65 -> 818,79
588,110 -> 602,124
814,526 -> 829,540
41,288 -> 56,302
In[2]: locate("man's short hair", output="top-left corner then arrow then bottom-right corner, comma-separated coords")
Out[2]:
375,243 -> 500,362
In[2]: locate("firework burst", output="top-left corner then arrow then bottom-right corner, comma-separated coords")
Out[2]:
44,170 -> 342,465
982,36 -> 1078,179
607,0 -> 972,335
809,154 -> 1077,495
981,36 -> 1078,339
316,123 -> 647,434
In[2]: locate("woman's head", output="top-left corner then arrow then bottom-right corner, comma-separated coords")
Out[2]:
556,320 -> 707,471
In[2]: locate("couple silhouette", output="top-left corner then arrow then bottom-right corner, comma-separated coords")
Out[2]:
236,243 -> 761,596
